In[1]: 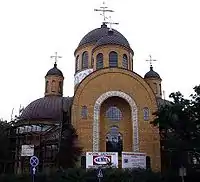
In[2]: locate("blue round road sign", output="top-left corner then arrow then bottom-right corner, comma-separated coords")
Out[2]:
30,156 -> 39,167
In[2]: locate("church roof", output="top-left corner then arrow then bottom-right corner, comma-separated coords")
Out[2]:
19,96 -> 73,122
156,97 -> 172,108
93,30 -> 133,52
46,63 -> 63,77
144,66 -> 161,79
77,23 -> 131,50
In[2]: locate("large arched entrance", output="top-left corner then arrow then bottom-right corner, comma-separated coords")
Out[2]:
99,96 -> 131,155
93,91 -> 138,152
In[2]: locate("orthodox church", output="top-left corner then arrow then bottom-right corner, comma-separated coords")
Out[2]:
15,5 -> 165,173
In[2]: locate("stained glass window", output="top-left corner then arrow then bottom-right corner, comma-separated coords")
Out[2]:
82,51 -> 89,69
143,107 -> 149,121
96,53 -> 103,69
81,105 -> 88,119
106,106 -> 122,121
109,51 -> 118,67
122,54 -> 128,69
75,55 -> 80,72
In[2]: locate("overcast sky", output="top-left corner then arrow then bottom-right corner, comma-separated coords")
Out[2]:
0,0 -> 199,120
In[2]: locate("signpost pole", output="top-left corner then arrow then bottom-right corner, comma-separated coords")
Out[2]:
179,166 -> 186,182
181,175 -> 184,182
97,167 -> 103,182
32,167 -> 36,182
32,171 -> 35,182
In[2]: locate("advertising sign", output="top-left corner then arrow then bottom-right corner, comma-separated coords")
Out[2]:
21,145 -> 34,156
122,152 -> 146,169
86,152 -> 118,168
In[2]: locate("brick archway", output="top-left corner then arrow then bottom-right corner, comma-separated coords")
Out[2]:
93,91 -> 138,152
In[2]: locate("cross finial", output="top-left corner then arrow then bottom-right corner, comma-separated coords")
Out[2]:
146,55 -> 157,68
50,52 -> 62,66
94,1 -> 114,23
104,16 -> 119,30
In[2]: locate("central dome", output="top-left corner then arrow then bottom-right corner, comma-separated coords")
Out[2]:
93,30 -> 132,52
77,23 -> 130,49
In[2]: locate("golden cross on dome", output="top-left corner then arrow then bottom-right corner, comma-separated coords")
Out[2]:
104,16 -> 119,30
94,1 -> 114,22
50,52 -> 62,64
146,55 -> 157,68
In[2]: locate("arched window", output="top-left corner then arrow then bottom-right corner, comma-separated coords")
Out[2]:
91,57 -> 94,67
58,81 -> 63,94
146,156 -> 151,169
96,53 -> 103,69
143,107 -> 149,121
106,106 -> 122,121
131,58 -> 133,70
106,126 -> 123,155
51,80 -> 56,92
122,54 -> 128,69
82,51 -> 89,69
109,51 -> 118,67
45,81 -> 49,93
81,105 -> 88,119
154,83 -> 157,94
75,55 -> 80,72
159,84 -> 162,95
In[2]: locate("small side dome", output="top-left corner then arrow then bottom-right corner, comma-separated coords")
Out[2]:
46,63 -> 63,77
19,97 -> 72,121
93,30 -> 132,51
144,66 -> 161,79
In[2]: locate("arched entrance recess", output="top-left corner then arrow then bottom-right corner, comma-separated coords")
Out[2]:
93,91 -> 139,152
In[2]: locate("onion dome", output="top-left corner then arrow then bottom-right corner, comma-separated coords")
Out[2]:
77,23 -> 131,50
144,66 -> 161,79
93,29 -> 132,52
19,96 -> 72,121
46,62 -> 63,77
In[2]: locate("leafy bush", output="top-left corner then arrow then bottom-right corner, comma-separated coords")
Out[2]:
0,168 -> 199,182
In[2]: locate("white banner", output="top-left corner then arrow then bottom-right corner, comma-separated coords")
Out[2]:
122,152 -> 146,169
21,145 -> 34,156
86,152 -> 118,169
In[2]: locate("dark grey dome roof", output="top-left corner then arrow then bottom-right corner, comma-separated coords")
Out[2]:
19,96 -> 72,121
46,63 -> 63,77
94,30 -> 131,50
77,23 -> 131,49
144,66 -> 161,79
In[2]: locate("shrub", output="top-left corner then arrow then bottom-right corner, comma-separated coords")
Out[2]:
1,168 -> 199,182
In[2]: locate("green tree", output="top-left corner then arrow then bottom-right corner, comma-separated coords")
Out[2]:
152,86 -> 200,170
56,111 -> 82,169
0,119 -> 13,173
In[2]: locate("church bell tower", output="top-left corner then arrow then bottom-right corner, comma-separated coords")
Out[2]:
45,52 -> 64,97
